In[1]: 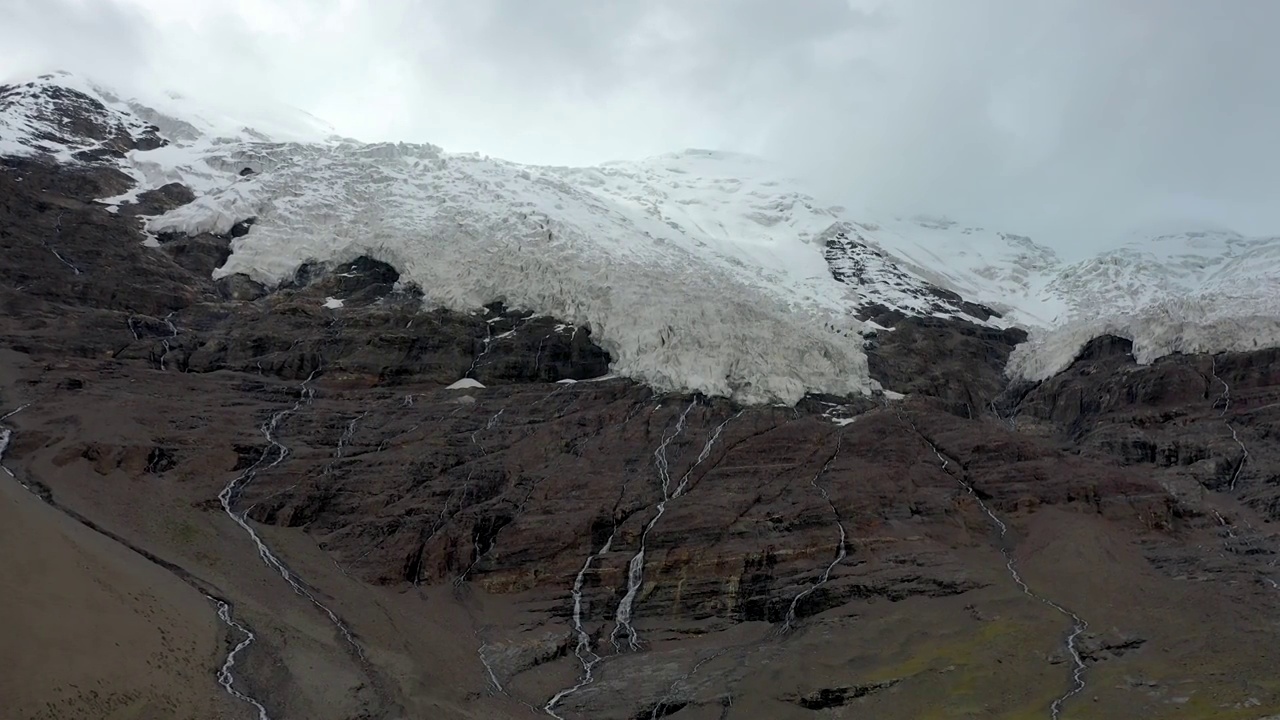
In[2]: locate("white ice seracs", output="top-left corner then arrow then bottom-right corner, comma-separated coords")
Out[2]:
165,141 -> 877,404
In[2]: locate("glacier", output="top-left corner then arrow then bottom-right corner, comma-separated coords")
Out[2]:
3,72 -> 1279,402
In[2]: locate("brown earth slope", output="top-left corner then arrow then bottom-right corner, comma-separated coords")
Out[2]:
1,144 -> 1279,720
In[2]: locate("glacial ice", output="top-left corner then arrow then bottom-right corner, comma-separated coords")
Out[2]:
5,72 -> 1279,402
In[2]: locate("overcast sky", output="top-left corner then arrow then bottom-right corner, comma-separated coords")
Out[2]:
4,0 -> 1279,254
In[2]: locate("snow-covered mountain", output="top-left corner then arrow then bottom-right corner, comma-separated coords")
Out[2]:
1010,226 -> 1280,380
3,72 -> 1279,400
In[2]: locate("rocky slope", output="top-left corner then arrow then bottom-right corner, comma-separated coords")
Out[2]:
1,76 -> 1279,720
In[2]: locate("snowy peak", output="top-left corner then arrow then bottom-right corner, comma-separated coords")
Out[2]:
1047,226 -> 1280,322
540,152 -> 1016,328
0,72 -> 166,161
821,223 -> 1000,325
852,216 -> 1064,327
3,74 -> 1279,399
1010,223 -> 1280,380
0,71 -> 340,152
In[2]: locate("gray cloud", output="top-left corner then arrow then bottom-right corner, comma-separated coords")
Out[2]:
2,0 -> 1278,253
767,0 -> 1280,249
0,0 -> 156,83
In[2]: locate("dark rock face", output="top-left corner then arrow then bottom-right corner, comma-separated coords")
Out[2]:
320,256 -> 400,298
160,234 -> 233,277
144,447 -> 178,474
1014,336 -> 1280,524
215,273 -> 269,301
788,680 -> 900,709
0,157 -> 198,320
3,152 -> 1280,720
823,224 -> 1001,322
126,182 -> 196,217
865,315 -> 1028,415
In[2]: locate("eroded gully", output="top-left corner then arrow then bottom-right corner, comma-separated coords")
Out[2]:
905,415 -> 1088,720
1206,357 -> 1276,590
1209,356 -> 1250,493
216,369 -> 366,660
544,402 -> 741,718
780,434 -> 847,633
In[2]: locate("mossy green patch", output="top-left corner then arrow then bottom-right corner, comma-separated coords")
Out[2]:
165,519 -> 200,546
858,618 -> 1066,719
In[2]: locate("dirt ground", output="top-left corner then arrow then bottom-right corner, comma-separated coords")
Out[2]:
0,469 -> 241,720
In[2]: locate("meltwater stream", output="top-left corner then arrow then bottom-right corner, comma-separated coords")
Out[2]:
543,532 -> 616,720
910,418 -> 1088,720
211,597 -> 271,720
1210,356 -> 1250,492
216,370 -> 366,664
781,435 -> 847,633
611,400 -> 697,650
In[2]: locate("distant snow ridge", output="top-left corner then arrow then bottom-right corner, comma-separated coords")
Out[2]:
4,72 -> 1280,397
1010,299 -> 1280,381
1010,230 -> 1280,380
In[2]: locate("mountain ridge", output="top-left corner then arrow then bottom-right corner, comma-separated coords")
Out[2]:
3,71 -> 1279,400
